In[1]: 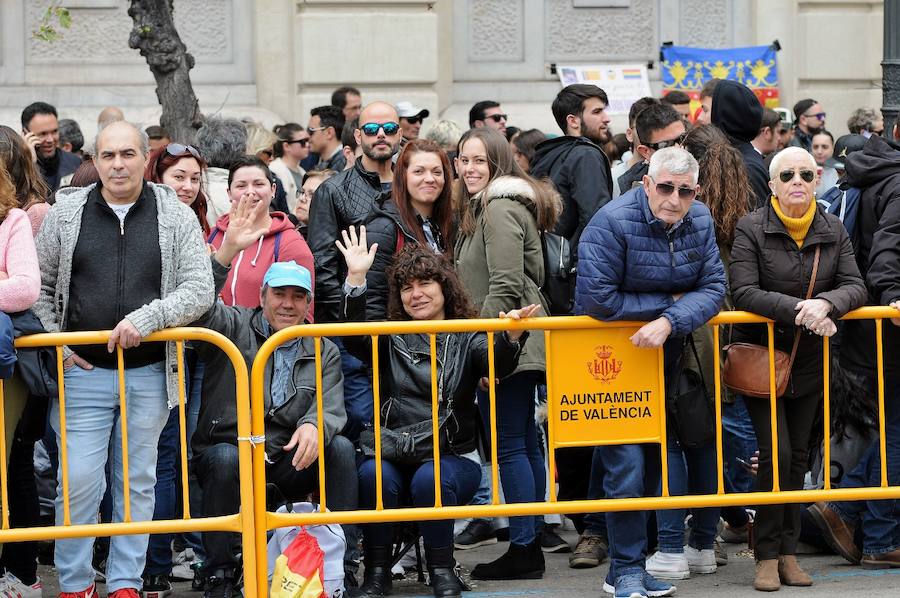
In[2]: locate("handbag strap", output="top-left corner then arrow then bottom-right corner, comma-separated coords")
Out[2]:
685,334 -> 709,395
785,245 -> 822,371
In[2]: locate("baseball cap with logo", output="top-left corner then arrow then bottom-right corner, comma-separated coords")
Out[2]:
263,261 -> 313,296
395,101 -> 430,120
824,133 -> 868,170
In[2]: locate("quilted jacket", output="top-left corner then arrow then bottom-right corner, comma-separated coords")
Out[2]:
575,184 -> 726,337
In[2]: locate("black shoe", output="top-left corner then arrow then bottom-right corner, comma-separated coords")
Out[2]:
360,545 -> 393,596
470,539 -> 544,580
191,562 -> 206,592
203,570 -> 235,598
540,527 -> 571,553
425,545 -> 468,598
141,573 -> 173,598
454,519 -> 497,550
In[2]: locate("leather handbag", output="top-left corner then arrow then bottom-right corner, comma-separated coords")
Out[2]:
722,245 -> 821,399
359,409 -> 452,465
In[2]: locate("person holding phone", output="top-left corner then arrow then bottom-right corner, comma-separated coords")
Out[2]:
20,102 -> 82,195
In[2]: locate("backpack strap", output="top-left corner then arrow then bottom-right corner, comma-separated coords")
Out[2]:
207,228 -> 220,244
395,229 -> 405,254
273,231 -> 282,262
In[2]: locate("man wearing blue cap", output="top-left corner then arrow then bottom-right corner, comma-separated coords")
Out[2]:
189,197 -> 357,598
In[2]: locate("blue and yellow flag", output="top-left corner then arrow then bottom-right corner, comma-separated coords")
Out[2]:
661,44 -> 779,111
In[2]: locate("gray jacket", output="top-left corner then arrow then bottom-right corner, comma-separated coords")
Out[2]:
33,182 -> 214,408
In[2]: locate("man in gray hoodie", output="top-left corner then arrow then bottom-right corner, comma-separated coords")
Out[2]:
33,120 -> 214,598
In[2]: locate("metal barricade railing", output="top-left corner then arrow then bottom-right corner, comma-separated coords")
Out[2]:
5,328 -> 258,598
250,305 -> 900,597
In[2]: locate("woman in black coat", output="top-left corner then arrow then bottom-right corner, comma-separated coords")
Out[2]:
337,228 -> 536,598
729,146 -> 867,592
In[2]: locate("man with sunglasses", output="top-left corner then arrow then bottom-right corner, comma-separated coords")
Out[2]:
307,101 -> 402,440
308,105 -> 347,173
712,79 -> 771,208
575,146 -> 726,598
617,103 -> 685,195
396,101 -> 430,146
789,98 -> 826,152
469,100 -> 508,136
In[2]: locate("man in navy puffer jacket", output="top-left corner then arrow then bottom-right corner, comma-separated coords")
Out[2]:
575,146 -> 726,598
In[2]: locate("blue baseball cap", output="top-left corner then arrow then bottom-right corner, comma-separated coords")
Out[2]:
262,261 -> 313,295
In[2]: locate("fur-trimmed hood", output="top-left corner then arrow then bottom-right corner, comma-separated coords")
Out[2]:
484,175 -> 536,203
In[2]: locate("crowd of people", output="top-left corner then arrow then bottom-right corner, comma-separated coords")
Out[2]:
0,80 -> 899,598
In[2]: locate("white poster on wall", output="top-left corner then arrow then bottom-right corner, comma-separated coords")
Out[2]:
556,64 -> 653,115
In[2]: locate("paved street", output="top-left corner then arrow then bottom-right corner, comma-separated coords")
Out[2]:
36,523 -> 900,596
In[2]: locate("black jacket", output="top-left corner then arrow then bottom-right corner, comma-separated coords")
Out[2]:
307,158 -> 386,322
530,136 -> 612,250
617,161 -> 648,196
711,80 -> 770,208
191,260 -> 346,463
729,202 -> 867,397
342,289 -> 525,456
839,135 -> 900,377
789,128 -> 815,153
37,148 -> 81,195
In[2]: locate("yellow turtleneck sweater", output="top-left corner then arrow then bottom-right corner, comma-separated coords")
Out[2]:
771,196 -> 816,247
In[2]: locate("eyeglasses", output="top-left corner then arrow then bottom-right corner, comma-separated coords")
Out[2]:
307,126 -> 327,134
165,143 -> 201,159
286,138 -> 310,147
485,114 -> 508,123
360,122 -> 401,137
779,169 -> 816,183
803,112 -> 827,121
651,177 -> 697,200
645,133 -> 687,152
402,116 -> 423,125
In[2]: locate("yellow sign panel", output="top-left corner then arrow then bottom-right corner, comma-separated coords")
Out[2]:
547,327 -> 665,447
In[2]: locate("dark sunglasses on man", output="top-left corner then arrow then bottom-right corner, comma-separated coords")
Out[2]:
650,176 -> 697,200
803,112 -> 826,121
645,133 -> 687,152
485,114 -> 508,123
778,168 -> 816,183
402,116 -> 424,125
359,122 -> 401,137
165,143 -> 201,159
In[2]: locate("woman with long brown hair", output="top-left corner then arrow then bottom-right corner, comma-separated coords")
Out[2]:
145,142 -> 211,236
453,127 -> 560,581
362,139 -> 455,320
0,125 -> 50,235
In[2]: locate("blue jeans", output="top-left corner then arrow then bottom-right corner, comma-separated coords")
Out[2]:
51,362 -> 169,593
358,456 -> 481,548
831,370 -> 900,555
656,439 -> 719,552
145,408 -> 179,575
597,444 -> 660,580
333,337 -> 374,442
721,397 -> 757,527
477,371 -> 545,545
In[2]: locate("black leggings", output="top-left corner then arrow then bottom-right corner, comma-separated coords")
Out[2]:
1,434 -> 40,584
744,389 -> 820,560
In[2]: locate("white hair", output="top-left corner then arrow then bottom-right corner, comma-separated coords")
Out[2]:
647,146 -> 699,185
768,146 -> 816,180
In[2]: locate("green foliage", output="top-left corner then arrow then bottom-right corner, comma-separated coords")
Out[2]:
32,2 -> 72,43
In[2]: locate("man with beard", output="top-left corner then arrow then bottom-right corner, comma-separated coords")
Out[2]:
20,101 -> 81,195
788,98 -> 826,152
530,84 -> 613,295
306,101 -> 401,439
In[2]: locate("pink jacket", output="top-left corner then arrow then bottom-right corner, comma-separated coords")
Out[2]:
0,208 -> 40,312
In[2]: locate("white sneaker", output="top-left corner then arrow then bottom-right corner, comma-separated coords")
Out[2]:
646,551 -> 690,580
0,573 -> 42,598
685,545 -> 717,574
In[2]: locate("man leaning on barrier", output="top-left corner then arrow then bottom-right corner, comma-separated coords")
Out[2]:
189,195 -> 358,598
575,146 -> 726,598
32,120 -> 215,598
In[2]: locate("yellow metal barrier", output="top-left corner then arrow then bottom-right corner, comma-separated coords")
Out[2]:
250,306 -> 900,596
7,328 -> 258,598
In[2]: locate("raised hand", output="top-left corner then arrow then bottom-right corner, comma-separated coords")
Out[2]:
335,225 -> 377,287
214,194 -> 269,266
499,304 -> 541,341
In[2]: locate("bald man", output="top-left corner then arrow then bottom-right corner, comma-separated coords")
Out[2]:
305,101 -> 401,439
97,106 -> 125,128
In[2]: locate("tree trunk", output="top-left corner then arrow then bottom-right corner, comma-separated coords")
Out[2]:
127,0 -> 203,144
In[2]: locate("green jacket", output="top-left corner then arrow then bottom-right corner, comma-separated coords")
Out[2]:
455,176 -> 547,375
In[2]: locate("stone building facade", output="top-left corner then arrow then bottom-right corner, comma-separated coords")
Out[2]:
0,0 -> 885,141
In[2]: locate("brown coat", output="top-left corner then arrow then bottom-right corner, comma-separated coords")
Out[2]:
728,201 -> 867,397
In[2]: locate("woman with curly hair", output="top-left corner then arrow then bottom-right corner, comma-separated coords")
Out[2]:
453,128 -> 561,580
0,125 -> 50,235
338,234 -> 536,598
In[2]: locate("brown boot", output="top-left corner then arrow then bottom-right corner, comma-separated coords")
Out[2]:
778,555 -> 813,586
754,559 -> 781,592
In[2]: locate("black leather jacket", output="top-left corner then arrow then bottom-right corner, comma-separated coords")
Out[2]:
307,158 -> 386,322
342,290 -> 526,456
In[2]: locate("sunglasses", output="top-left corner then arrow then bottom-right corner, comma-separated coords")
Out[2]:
779,169 -> 816,183
645,133 -> 686,152
286,138 -> 310,147
652,178 -> 697,200
360,122 -> 401,137
486,114 -> 508,123
402,116 -> 424,125
307,125 -> 327,134
165,143 -> 201,160
803,112 -> 827,121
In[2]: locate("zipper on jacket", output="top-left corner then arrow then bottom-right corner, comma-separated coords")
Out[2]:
116,213 -> 127,322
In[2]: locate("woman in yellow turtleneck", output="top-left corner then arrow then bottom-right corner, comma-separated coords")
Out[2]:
728,147 -> 867,592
